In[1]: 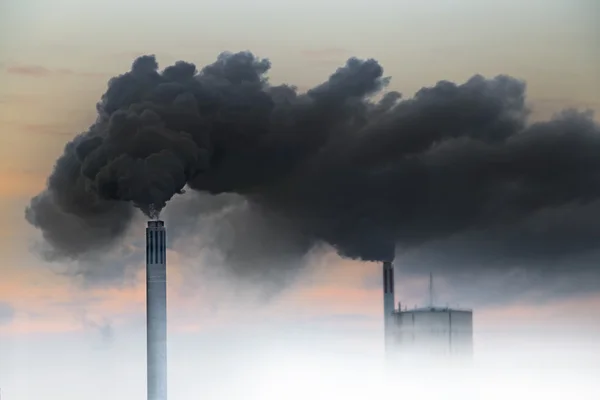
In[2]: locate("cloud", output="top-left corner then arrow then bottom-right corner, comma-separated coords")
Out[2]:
0,302 -> 15,325
394,199 -> 600,305
163,192 -> 315,296
26,52 -> 600,295
530,98 -> 600,121
5,65 -> 106,78
52,240 -> 145,289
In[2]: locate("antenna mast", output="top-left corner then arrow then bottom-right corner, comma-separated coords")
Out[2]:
429,272 -> 434,307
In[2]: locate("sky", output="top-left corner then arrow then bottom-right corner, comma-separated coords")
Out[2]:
1,0 -> 599,399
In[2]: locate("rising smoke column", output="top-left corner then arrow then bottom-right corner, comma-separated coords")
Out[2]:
25,51 -> 600,267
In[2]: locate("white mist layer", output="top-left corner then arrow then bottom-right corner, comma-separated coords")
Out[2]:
2,327 -> 599,400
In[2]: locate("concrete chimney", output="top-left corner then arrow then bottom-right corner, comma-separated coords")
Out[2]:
383,259 -> 395,350
146,220 -> 167,400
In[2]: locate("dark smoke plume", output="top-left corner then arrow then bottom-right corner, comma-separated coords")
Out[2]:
26,51 -> 600,269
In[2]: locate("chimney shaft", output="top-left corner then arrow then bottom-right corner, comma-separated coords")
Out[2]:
147,220 -> 167,400
383,260 -> 395,349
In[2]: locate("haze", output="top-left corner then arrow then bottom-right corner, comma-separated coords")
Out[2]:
1,0 -> 599,399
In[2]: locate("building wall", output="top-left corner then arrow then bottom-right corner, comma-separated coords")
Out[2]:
390,309 -> 473,360
449,311 -> 473,357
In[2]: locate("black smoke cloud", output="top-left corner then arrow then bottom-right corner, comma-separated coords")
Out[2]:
26,51 -> 600,278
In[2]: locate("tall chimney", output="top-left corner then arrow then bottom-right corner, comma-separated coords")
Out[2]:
382,259 -> 395,351
146,220 -> 167,400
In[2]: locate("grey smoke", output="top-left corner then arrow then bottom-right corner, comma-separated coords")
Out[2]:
25,51 -> 600,285
80,313 -> 115,344
396,199 -> 600,304
165,192 -> 313,282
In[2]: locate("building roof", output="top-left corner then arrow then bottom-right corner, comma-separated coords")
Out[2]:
395,306 -> 472,314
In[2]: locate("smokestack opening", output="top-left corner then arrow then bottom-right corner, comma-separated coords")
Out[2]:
148,220 -> 165,228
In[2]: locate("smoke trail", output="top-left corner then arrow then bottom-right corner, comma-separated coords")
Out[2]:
25,51 -> 600,270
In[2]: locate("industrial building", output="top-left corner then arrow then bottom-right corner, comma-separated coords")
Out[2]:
390,304 -> 473,361
383,264 -> 473,363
